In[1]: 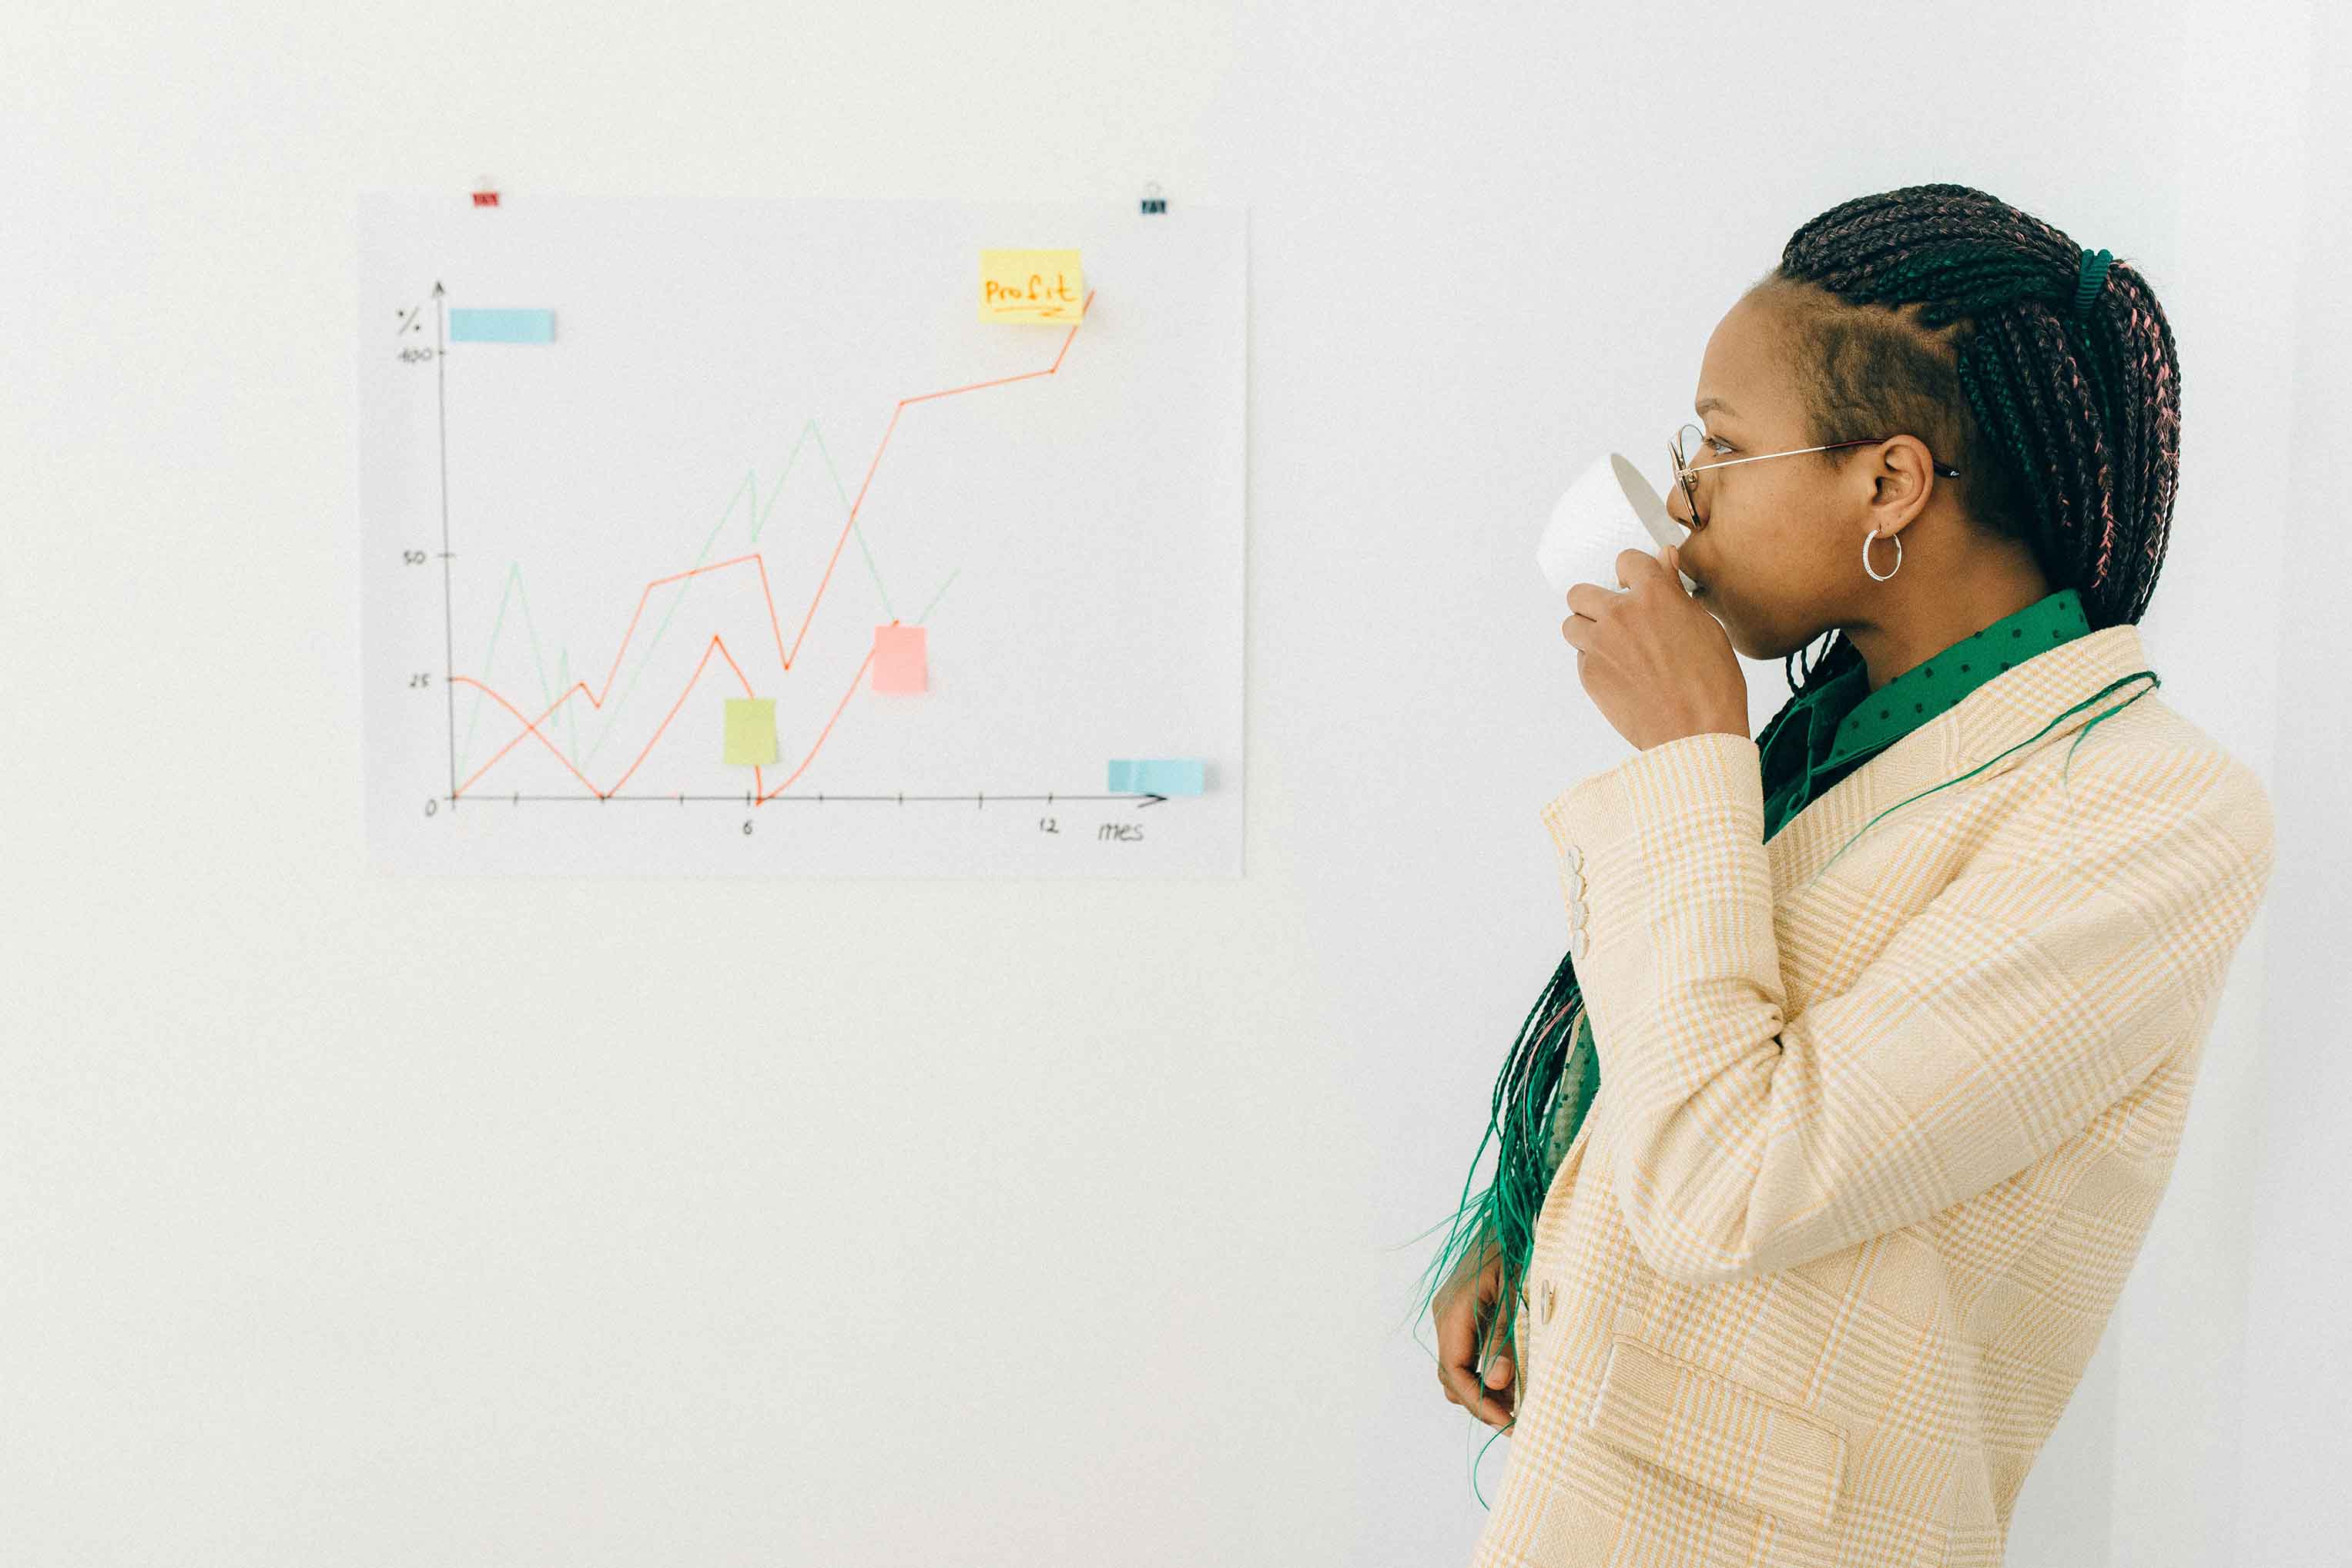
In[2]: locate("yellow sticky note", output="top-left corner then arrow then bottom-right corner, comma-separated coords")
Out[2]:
980,249 -> 1084,323
724,698 -> 777,766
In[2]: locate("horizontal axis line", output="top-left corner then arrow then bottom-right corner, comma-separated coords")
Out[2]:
446,792 -> 1171,803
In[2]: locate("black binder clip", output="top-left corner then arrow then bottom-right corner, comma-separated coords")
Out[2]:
1139,180 -> 1166,215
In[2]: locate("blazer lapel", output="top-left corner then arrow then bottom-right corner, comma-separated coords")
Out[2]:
1763,622 -> 2156,897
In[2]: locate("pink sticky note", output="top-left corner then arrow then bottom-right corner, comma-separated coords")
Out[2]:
872,624 -> 926,693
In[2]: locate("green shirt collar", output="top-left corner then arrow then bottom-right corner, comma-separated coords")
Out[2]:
1829,587 -> 2092,762
1761,588 -> 2094,793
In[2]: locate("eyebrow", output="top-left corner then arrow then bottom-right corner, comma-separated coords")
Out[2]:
1694,397 -> 1739,418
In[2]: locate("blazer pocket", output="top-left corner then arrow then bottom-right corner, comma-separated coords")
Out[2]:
1580,1333 -> 1848,1533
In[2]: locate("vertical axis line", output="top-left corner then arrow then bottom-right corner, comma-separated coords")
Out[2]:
435,283 -> 457,807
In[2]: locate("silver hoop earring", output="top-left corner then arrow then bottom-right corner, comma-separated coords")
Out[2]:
1863,527 -> 1902,582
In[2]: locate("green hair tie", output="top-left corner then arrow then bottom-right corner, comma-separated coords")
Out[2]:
2073,246 -> 2115,320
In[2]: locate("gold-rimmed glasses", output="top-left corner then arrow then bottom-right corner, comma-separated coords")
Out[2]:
1670,422 -> 1962,527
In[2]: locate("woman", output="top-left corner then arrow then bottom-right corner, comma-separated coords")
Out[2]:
1413,183 -> 2276,1566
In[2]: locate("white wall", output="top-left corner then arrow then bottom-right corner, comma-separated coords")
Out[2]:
5,3 -> 2331,1564
2227,0 -> 2351,1561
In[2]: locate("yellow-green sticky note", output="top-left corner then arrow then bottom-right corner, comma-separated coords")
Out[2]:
724,698 -> 777,766
980,248 -> 1084,323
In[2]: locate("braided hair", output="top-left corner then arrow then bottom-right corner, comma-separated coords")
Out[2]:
1406,183 -> 2185,1478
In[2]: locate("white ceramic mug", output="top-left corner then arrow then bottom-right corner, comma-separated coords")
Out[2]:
1536,451 -> 1698,598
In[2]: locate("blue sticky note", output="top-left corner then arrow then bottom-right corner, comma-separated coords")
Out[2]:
1107,758 -> 1205,795
449,308 -> 555,343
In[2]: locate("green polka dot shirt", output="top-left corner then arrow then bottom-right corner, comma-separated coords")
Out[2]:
1757,586 -> 2094,833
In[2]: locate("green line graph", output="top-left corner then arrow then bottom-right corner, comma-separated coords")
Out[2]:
452,416 -> 958,779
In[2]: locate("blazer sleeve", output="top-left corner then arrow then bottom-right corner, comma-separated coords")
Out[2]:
1540,728 -> 2277,1288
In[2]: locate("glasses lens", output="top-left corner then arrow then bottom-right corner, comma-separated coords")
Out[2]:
1674,422 -> 1706,474
1674,421 -> 1709,499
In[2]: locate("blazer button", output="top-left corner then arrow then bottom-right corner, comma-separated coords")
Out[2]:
1566,900 -> 1588,932
1566,926 -> 1589,961
1563,844 -> 1583,872
1541,1278 -> 1557,1323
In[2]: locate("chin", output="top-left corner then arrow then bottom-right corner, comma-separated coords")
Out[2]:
1714,608 -> 1798,665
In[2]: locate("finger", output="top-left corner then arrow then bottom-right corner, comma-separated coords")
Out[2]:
1493,1351 -> 1517,1419
1436,1312 -> 1513,1428
1442,1359 -> 1514,1429
1442,1321 -> 1516,1425
1474,1354 -> 1516,1425
1617,546 -> 1664,582
1563,581 -> 1622,622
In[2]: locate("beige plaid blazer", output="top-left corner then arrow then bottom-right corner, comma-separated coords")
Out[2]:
1469,621 -> 2276,1568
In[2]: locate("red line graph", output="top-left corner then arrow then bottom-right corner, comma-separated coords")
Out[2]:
445,290 -> 1095,804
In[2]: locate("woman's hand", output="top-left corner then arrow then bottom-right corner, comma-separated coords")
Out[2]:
1432,1233 -> 1516,1430
1561,545 -> 1747,750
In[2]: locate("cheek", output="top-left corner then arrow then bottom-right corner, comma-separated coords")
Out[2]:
1704,499 -> 1818,618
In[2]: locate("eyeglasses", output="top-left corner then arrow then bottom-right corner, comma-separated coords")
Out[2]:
1670,421 -> 1962,528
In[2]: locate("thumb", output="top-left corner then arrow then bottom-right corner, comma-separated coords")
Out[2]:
1484,1352 -> 1514,1389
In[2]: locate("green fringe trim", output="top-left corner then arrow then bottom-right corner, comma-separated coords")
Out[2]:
1400,953 -> 1589,1421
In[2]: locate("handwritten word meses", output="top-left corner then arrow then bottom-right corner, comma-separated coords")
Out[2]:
724,698 -> 777,766
872,625 -> 927,693
979,250 -> 1084,323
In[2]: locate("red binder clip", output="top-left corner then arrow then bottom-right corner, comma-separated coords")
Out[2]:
471,175 -> 500,208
